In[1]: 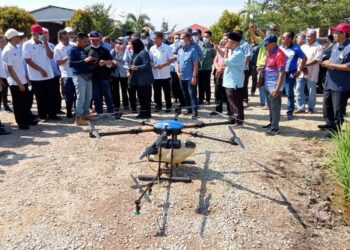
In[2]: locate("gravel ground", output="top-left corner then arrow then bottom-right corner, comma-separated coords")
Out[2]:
0,93 -> 350,250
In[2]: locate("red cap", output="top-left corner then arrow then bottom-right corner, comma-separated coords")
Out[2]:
31,24 -> 44,34
330,22 -> 350,34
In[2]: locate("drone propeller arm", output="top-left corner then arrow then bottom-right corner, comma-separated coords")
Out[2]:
99,127 -> 155,137
120,117 -> 154,127
183,120 -> 233,129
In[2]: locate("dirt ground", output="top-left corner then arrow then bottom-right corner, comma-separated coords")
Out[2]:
0,93 -> 350,250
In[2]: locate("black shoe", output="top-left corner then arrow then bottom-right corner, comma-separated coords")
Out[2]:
262,123 -> 272,129
4,106 -> 13,112
154,107 -> 161,112
228,118 -> 236,124
57,110 -> 65,115
0,128 -> 11,135
31,114 -> 39,119
124,106 -> 129,111
67,111 -> 74,118
49,116 -> 62,121
287,113 -> 294,120
192,112 -> 198,119
266,129 -> 280,136
210,111 -> 219,116
136,114 -> 151,119
165,109 -> 171,113
18,125 -> 30,130
318,124 -> 333,130
29,120 -> 39,126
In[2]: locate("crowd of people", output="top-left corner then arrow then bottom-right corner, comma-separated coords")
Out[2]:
0,21 -> 349,136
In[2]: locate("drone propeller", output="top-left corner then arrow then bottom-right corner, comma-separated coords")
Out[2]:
228,126 -> 245,149
139,131 -> 167,160
88,120 -> 101,139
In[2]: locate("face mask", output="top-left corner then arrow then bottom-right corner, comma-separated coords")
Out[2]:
142,39 -> 149,45
165,34 -> 169,40
203,38 -> 209,44
179,39 -> 186,47
69,38 -> 74,42
38,34 -> 44,42
91,44 -> 100,48
193,36 -> 199,42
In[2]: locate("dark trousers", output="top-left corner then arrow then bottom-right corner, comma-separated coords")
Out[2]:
9,84 -> 33,126
249,65 -> 258,94
130,85 -> 151,116
92,78 -> 114,114
214,78 -> 230,113
153,78 -> 172,109
129,85 -> 137,111
180,80 -> 198,113
0,78 -> 9,108
198,70 -> 212,103
225,87 -> 244,124
111,76 -> 129,109
171,72 -> 185,106
323,89 -> 350,129
53,76 -> 62,113
31,79 -> 56,119
63,77 -> 76,113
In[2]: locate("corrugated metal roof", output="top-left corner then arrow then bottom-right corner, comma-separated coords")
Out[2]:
30,5 -> 74,22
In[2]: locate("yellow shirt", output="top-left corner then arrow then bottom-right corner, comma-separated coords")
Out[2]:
256,37 -> 267,67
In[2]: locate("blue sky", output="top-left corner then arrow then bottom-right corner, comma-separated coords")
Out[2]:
1,0 -> 247,30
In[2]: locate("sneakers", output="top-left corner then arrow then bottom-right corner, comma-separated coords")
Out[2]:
266,129 -> 280,136
75,117 -> 88,126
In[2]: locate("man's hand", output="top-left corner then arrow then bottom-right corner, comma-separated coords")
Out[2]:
40,69 -> 48,78
271,88 -> 280,98
130,65 -> 137,71
249,23 -> 256,31
177,72 -> 182,80
322,60 -> 333,69
191,76 -> 197,86
18,84 -> 26,92
158,63 -> 164,69
84,56 -> 94,63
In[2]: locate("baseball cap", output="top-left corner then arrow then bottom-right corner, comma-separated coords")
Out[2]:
330,22 -> 350,34
4,28 -> 24,40
259,34 -> 278,46
192,29 -> 201,35
64,26 -> 74,33
88,31 -> 101,40
31,24 -> 44,34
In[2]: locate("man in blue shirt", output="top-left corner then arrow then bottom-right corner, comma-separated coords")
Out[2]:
176,31 -> 200,118
280,31 -> 308,120
319,23 -> 350,132
68,32 -> 95,126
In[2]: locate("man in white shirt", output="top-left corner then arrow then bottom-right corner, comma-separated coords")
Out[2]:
0,35 -> 12,112
54,29 -> 76,118
2,28 -> 38,130
295,29 -> 323,113
149,31 -> 175,112
23,24 -> 59,121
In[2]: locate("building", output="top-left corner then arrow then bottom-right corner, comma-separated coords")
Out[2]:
30,5 -> 74,43
169,24 -> 209,39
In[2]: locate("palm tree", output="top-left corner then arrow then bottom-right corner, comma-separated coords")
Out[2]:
126,13 -> 155,32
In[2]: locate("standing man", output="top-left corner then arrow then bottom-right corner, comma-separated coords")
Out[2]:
319,23 -> 350,132
87,31 -> 114,114
54,29 -> 76,118
149,31 -> 175,113
0,35 -> 12,112
279,31 -> 308,119
260,35 -> 286,136
68,32 -> 94,126
2,28 -> 38,130
198,30 -> 216,105
296,29 -> 323,114
23,24 -> 59,121
176,31 -> 200,118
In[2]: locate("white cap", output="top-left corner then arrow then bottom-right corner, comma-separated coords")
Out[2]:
64,26 -> 74,33
4,28 -> 24,40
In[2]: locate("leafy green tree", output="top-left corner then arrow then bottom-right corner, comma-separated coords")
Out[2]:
0,6 -> 36,35
66,9 -> 94,34
85,3 -> 118,37
126,13 -> 155,33
209,10 -> 242,43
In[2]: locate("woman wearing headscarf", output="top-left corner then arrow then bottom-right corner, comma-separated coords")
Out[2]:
111,37 -> 129,111
129,38 -> 154,119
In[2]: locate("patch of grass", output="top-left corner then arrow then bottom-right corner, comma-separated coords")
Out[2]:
330,120 -> 350,201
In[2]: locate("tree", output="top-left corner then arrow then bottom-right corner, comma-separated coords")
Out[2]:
160,18 -> 177,32
253,0 -> 350,34
126,13 -> 155,33
66,9 -> 94,34
85,3 -> 118,37
209,10 -> 242,43
0,6 -> 36,35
